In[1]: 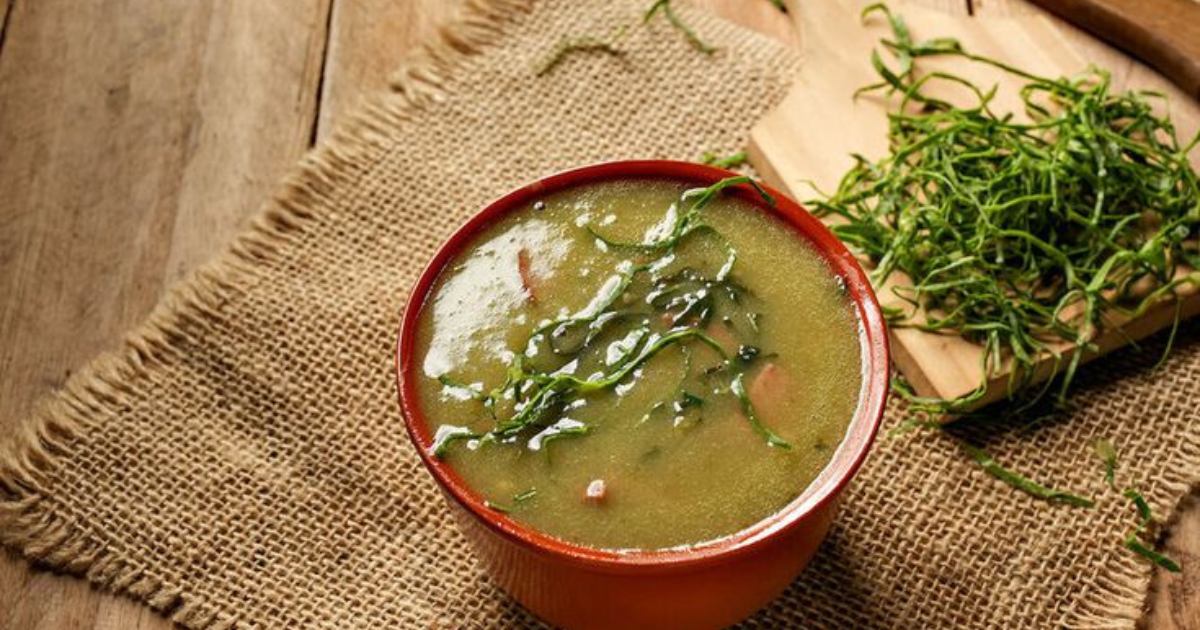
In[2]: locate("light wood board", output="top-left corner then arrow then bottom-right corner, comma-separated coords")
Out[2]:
750,0 -> 1200,409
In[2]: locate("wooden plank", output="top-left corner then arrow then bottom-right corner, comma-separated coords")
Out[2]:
1148,493 -> 1200,630
316,0 -> 463,139
162,0 -> 335,282
0,0 -> 332,628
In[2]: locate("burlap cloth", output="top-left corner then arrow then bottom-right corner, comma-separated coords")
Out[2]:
2,0 -> 1198,627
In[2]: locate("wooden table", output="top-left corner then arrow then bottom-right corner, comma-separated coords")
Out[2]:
0,1 -> 1193,628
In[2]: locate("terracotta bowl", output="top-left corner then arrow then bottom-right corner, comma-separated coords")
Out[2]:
395,160 -> 890,629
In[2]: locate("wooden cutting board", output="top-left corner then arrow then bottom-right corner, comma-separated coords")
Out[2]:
749,0 -> 1200,411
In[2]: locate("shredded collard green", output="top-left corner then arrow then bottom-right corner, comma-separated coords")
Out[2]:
962,444 -> 1094,508
536,33 -> 626,77
811,3 -> 1200,414
700,150 -> 749,169
536,0 -> 715,76
644,0 -> 716,55
1092,439 -> 1182,572
1094,438 -> 1118,490
1122,487 -> 1182,573
432,176 -> 791,458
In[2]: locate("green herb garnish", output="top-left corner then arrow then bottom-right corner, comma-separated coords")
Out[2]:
437,374 -> 485,401
483,490 -> 537,513
1094,438 -> 1118,490
1092,441 -> 1182,572
1122,487 -> 1182,572
537,0 -> 716,77
484,500 -> 511,514
431,425 -> 483,458
433,177 -> 791,458
700,150 -> 748,169
645,0 -> 717,55
731,372 -> 792,449
963,444 -> 1093,507
736,344 -> 761,363
590,175 -> 772,254
536,27 -> 629,77
813,3 -> 1200,414
1126,539 -> 1182,573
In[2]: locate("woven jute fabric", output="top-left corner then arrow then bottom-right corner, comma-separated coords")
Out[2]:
1,0 -> 1197,628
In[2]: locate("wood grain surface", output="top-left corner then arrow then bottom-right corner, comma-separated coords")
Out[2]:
1027,0 -> 1200,101
0,1 -> 1193,629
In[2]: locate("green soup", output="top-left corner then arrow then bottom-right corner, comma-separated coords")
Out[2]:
413,177 -> 863,551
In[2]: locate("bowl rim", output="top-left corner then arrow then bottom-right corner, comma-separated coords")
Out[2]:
394,159 -> 889,572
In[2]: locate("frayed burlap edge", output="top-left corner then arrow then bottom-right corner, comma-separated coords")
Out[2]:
0,0 -> 533,627
1065,429 -> 1200,629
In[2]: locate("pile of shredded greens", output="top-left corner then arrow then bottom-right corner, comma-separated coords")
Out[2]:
808,4 -> 1200,415
818,4 -> 1196,572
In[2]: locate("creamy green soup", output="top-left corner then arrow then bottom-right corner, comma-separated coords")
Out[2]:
413,177 -> 862,550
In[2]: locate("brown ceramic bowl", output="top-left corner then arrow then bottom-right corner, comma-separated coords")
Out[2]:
395,160 -> 889,629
